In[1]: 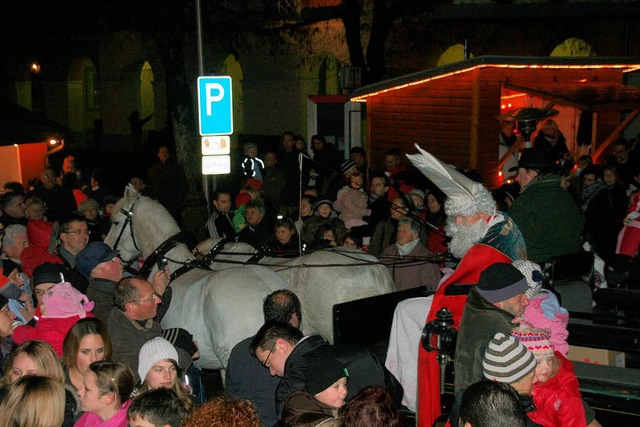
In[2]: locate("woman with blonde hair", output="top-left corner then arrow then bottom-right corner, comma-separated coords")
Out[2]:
75,361 -> 135,427
135,337 -> 195,414
0,340 -> 79,426
0,375 -> 65,427
1,340 -> 65,388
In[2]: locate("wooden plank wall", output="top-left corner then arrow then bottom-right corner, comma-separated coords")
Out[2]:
366,65 -> 627,190
367,71 -> 477,174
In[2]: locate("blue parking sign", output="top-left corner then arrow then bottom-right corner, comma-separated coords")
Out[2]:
197,76 -> 233,136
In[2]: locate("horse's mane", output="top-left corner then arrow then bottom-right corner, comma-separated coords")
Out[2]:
116,186 -> 181,258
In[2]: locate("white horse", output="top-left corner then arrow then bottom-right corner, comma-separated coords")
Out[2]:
104,185 -> 291,370
195,237 -> 396,342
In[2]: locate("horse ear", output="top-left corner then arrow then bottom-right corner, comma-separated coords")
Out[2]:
125,183 -> 139,199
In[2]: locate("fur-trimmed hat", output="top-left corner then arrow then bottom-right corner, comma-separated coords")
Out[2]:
477,263 -> 528,304
483,332 -> 537,384
304,355 -> 349,396
138,337 -> 179,381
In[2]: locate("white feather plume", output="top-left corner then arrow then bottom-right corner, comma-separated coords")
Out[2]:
406,143 -> 477,202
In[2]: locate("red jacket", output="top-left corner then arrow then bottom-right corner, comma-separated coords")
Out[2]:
13,312 -> 94,356
417,213 -> 527,427
528,352 -> 587,427
416,243 -> 513,426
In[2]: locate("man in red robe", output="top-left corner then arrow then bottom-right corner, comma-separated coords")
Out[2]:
406,145 -> 527,427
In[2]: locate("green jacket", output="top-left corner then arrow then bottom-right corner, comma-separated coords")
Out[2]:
454,287 -> 516,394
509,175 -> 583,263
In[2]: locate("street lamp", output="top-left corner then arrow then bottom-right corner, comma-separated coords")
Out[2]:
31,61 -> 44,113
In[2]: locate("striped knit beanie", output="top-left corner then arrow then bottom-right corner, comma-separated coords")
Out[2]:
483,332 -> 537,384
511,327 -> 555,360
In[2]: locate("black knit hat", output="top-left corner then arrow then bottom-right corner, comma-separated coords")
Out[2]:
476,263 -> 528,303
32,263 -> 69,287
304,355 -> 349,396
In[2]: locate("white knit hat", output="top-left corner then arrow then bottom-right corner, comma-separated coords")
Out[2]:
138,337 -> 179,381
483,332 -> 537,384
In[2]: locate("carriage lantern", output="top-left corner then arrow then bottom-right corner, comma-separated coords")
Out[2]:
421,307 -> 457,395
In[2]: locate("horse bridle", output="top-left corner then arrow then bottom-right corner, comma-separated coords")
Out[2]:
112,197 -> 206,280
111,198 -> 140,261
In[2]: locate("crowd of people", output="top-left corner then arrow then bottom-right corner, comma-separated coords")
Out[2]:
206,132 -> 449,293
0,122 -> 639,426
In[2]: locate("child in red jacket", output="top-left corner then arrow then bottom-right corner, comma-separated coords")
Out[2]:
13,280 -> 94,356
511,327 -> 601,427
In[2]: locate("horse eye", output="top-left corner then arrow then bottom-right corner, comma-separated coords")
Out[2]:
112,221 -> 119,225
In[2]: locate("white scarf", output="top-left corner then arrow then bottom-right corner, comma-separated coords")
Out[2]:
396,238 -> 420,256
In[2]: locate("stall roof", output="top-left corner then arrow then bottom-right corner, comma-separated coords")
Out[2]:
348,55 -> 640,103
0,99 -> 69,146
504,81 -> 640,112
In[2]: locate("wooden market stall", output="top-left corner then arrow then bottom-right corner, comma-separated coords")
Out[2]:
348,56 -> 640,189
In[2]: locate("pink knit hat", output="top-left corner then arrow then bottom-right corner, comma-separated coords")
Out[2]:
511,326 -> 554,360
43,281 -> 95,319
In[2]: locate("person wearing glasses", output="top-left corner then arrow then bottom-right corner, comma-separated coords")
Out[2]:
249,320 -> 402,423
53,215 -> 92,292
226,289 -> 302,427
107,276 -> 196,384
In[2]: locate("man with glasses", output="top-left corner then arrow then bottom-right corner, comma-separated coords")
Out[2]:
77,241 -> 172,324
55,215 -> 92,292
226,289 -> 302,427
107,276 -> 197,383
56,215 -> 91,268
250,320 -> 402,422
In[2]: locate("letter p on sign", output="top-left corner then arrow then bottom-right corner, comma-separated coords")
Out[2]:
197,76 -> 233,136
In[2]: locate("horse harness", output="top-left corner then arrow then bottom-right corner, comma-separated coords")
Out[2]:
113,197 -> 210,281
